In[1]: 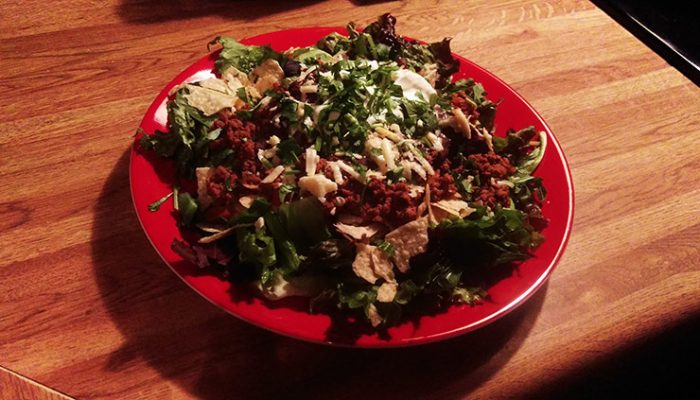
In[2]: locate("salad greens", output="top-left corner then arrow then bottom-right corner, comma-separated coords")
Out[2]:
138,14 -> 548,328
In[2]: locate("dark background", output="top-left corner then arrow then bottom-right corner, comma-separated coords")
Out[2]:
542,315 -> 700,398
591,0 -> 699,86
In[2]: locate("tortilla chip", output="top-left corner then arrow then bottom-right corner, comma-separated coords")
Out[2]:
431,199 -> 475,222
352,243 -> 380,284
370,246 -> 395,282
385,217 -> 430,273
250,59 -> 284,94
196,167 -> 214,208
376,281 -> 398,303
366,304 -> 382,327
337,213 -> 364,225
452,107 -> 472,139
334,222 -> 383,241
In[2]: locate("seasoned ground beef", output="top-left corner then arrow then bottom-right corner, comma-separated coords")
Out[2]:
428,172 -> 458,202
329,179 -> 420,228
210,113 -> 258,166
474,184 -> 511,208
468,153 -> 516,179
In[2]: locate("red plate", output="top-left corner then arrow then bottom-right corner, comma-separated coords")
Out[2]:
130,28 -> 574,347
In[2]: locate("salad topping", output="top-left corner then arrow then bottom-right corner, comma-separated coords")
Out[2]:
138,14 -> 548,327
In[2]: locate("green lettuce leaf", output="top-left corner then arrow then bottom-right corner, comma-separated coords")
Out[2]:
437,206 -> 541,267
209,36 -> 281,74
316,32 -> 351,55
511,131 -> 547,182
138,88 -> 218,179
177,192 -> 198,226
264,212 -> 301,272
291,47 -> 333,64
236,226 -> 276,270
230,198 -> 272,224
279,197 -> 331,250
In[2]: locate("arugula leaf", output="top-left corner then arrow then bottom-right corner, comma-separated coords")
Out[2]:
377,240 -> 396,257
511,131 -> 547,181
264,212 -> 301,272
177,192 -> 198,226
231,198 -> 272,224
139,131 -> 179,158
428,38 -> 460,88
279,197 -> 331,250
494,126 -> 539,167
316,32 -> 351,55
291,47 -> 333,64
277,138 -> 303,165
139,88 -> 219,179
351,32 -> 378,59
236,227 -> 276,270
278,183 -> 296,203
437,206 -> 541,267
209,36 -> 281,74
453,287 -> 487,305
337,284 -> 377,309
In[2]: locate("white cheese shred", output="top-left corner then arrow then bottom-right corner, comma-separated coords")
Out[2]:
305,147 -> 319,176
261,165 -> 285,184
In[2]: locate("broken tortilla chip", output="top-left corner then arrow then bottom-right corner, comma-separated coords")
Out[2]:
352,243 -> 380,284
196,167 -> 214,209
334,222 -> 384,241
367,303 -> 382,327
376,281 -> 398,303
370,246 -> 395,282
431,199 -> 475,222
250,59 -> 284,94
385,217 -> 430,273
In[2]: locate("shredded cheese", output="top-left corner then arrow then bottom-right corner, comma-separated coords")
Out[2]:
330,162 -> 344,185
261,165 -> 285,184
452,107 -> 472,139
305,147 -> 319,176
298,174 -> 338,200
381,138 -> 397,170
336,160 -> 362,181
375,126 -> 402,143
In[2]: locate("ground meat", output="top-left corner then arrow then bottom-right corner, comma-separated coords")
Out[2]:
203,166 -> 239,221
241,172 -> 261,189
207,166 -> 236,201
428,173 -> 458,201
314,158 -> 333,179
259,181 -> 282,206
209,112 -> 259,168
468,153 -> 516,179
474,184 -> 511,208
330,179 -> 420,228
241,160 -> 258,175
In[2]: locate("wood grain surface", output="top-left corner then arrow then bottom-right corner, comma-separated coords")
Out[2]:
0,366 -> 73,400
1,0 -> 699,399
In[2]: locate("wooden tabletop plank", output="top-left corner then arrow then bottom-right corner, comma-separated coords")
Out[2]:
1,0 -> 699,398
0,366 -> 74,400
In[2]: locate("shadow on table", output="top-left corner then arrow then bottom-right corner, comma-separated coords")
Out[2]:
92,150 -> 547,400
117,0 -> 324,24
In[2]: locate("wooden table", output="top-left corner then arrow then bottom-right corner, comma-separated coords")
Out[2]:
2,1 -> 698,398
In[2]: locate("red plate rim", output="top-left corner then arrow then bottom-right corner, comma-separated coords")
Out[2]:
129,27 -> 574,348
